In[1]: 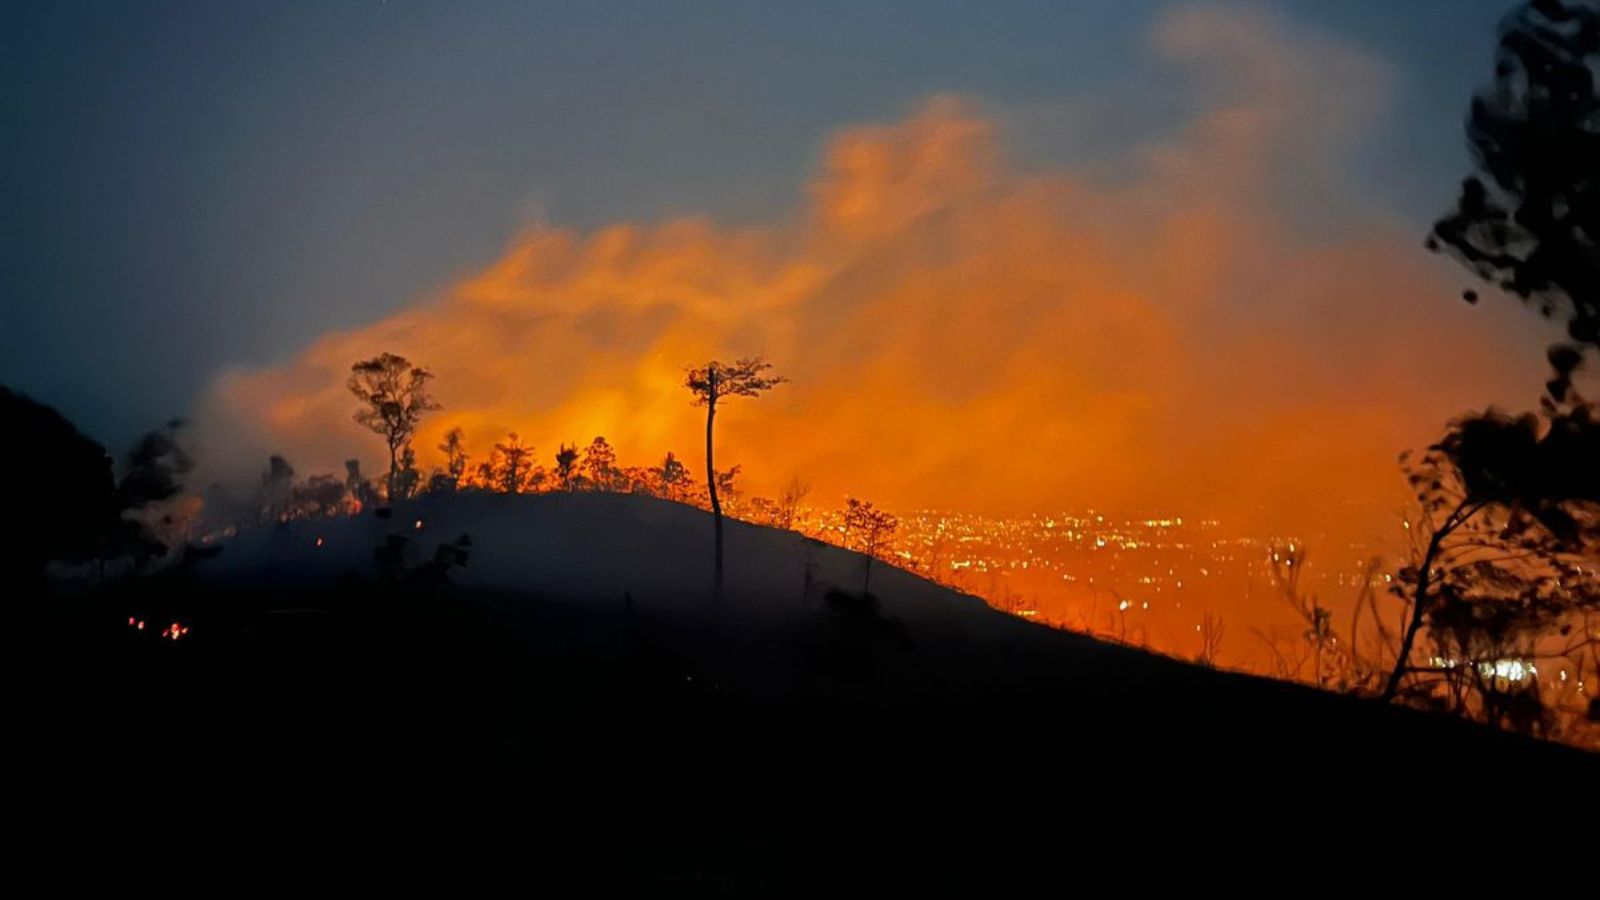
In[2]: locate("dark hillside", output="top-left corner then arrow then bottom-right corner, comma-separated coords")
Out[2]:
13,494 -> 1595,894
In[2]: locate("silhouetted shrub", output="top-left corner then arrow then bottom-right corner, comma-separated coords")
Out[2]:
0,386 -> 136,588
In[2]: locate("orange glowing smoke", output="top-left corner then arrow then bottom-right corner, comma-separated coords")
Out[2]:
197,6 -> 1549,545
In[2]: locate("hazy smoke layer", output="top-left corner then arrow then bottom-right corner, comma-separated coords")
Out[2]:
199,5 -> 1545,542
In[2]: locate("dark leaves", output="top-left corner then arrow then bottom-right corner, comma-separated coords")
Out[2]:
685,357 -> 788,406
1428,1 -> 1600,366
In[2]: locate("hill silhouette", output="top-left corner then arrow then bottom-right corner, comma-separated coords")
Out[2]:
14,492 -> 1597,894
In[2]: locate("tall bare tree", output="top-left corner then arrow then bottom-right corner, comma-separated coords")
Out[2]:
347,353 -> 440,503
685,357 -> 787,596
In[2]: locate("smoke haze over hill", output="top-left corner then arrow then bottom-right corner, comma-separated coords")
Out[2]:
197,5 -> 1550,544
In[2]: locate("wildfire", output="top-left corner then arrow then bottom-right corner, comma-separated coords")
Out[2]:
201,77 -> 1537,550
129,616 -> 190,640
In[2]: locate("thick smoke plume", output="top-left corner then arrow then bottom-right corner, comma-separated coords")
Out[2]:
198,5 -> 1546,542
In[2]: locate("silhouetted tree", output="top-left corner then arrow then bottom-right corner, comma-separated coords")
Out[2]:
118,419 -> 195,512
0,386 -> 131,588
1400,0 -> 1600,734
654,451 -> 691,501
261,455 -> 295,522
1266,545 -> 1372,691
1381,408 -> 1600,726
527,465 -> 550,493
410,532 -> 473,588
1195,613 -> 1226,669
439,427 -> 470,489
347,353 -> 440,503
426,469 -> 456,494
686,357 -> 787,596
393,446 -> 422,500
345,459 -> 377,510
490,432 -> 535,493
110,420 -> 199,561
1429,0 -> 1600,367
582,436 -> 619,491
843,497 -> 899,593
289,473 -> 346,519
555,443 -> 579,492
776,475 -> 811,531
744,496 -> 778,524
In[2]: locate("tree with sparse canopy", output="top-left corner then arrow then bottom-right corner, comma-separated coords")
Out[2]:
1380,411 -> 1599,720
844,497 -> 899,593
490,432 -> 535,494
439,427 -> 470,489
581,436 -> 619,491
347,353 -> 441,504
686,357 -> 787,596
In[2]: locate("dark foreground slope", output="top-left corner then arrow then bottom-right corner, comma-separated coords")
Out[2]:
13,494 -> 1597,895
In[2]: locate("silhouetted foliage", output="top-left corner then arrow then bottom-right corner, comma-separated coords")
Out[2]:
0,386 -> 131,586
119,419 -> 195,511
1265,545 -> 1376,690
374,528 -> 472,587
261,454 -> 295,522
347,353 -> 440,502
685,357 -> 787,596
818,587 -> 912,671
410,533 -> 473,587
374,534 -> 409,583
490,432 -> 535,494
426,470 -> 458,494
1195,613 -> 1226,669
775,475 -> 811,532
393,446 -> 422,501
438,427 -> 470,490
1429,0 -> 1600,359
555,443 -> 579,492
112,419 -> 198,561
652,451 -> 692,501
289,473 -> 348,519
1383,404 -> 1600,732
581,436 -> 619,491
843,497 -> 899,593
712,464 -> 741,514
345,459 -> 377,510
1399,0 -> 1600,740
